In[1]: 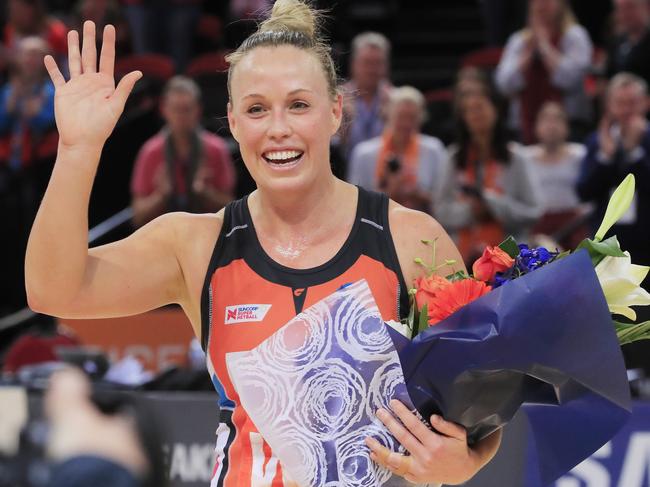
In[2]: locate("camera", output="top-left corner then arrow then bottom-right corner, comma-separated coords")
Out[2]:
387,157 -> 401,174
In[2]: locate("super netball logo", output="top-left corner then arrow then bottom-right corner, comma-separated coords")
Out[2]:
225,304 -> 272,324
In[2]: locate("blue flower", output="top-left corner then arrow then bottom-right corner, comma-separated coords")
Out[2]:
516,246 -> 558,274
493,273 -> 511,288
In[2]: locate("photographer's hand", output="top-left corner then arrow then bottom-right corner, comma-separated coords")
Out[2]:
45,368 -> 148,478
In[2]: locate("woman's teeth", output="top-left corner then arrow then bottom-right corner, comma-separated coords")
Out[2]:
263,150 -> 303,163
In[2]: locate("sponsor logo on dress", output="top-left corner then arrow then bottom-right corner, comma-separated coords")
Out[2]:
224,305 -> 272,324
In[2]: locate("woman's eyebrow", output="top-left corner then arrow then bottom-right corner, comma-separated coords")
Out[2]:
241,88 -> 314,101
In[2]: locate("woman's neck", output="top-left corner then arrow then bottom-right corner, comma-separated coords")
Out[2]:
540,141 -> 567,161
391,131 -> 413,154
251,174 -> 349,239
471,132 -> 493,160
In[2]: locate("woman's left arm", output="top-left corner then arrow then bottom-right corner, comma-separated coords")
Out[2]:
371,202 -> 502,485
483,148 -> 544,229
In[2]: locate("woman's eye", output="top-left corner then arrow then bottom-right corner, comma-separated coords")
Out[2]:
247,105 -> 264,114
291,101 -> 309,110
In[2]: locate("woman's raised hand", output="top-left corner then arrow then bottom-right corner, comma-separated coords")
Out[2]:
44,21 -> 142,150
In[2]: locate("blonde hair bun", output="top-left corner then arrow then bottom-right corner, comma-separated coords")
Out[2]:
259,0 -> 319,40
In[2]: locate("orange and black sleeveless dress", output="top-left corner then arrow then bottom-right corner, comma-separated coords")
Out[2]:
200,186 -> 409,486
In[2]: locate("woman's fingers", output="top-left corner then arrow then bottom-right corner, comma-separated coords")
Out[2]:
111,70 -> 142,112
374,407 -> 423,456
81,20 -> 97,74
389,400 -> 435,445
430,414 -> 467,442
366,440 -> 419,483
44,55 -> 65,88
99,24 -> 116,77
67,30 -> 81,78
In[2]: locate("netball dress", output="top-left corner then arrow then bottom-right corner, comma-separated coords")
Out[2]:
201,187 -> 409,486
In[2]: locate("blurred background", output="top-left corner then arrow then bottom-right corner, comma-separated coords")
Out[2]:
1,0 -> 650,486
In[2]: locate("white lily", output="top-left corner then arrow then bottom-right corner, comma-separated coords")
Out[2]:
595,174 -> 635,241
385,320 -> 411,339
595,252 -> 650,320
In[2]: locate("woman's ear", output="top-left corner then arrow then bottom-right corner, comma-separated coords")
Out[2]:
227,102 -> 239,142
331,93 -> 344,135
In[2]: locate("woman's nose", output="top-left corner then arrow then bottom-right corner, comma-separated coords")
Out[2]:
267,110 -> 292,140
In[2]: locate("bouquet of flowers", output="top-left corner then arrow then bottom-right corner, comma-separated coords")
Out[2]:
400,173 -> 650,345
225,175 -> 644,486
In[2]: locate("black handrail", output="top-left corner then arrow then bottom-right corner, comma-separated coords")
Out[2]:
0,207 -> 134,332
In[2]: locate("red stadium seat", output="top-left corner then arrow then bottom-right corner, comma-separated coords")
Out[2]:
197,14 -> 224,45
461,47 -> 504,70
185,52 -> 232,133
185,51 -> 231,77
424,88 -> 453,104
115,53 -> 176,81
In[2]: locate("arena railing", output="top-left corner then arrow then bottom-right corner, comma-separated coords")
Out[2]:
0,207 -> 134,332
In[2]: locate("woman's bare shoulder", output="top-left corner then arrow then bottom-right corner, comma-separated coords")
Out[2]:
388,201 -> 465,286
167,209 -> 225,275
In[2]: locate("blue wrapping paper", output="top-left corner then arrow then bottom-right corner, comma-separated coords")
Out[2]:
389,250 -> 632,485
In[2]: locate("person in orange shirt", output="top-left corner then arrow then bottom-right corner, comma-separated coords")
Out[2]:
24,1 -> 503,485
436,86 -> 543,264
4,0 -> 67,57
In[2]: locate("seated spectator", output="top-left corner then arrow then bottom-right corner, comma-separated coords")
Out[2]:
605,0 -> 650,87
436,88 -> 543,264
2,314 -> 79,375
338,32 -> 392,160
525,101 -> 588,248
4,0 -> 67,58
455,66 -> 492,101
347,86 -> 447,213
577,72 -> 650,266
0,36 -> 56,171
130,76 -> 235,227
495,0 -> 592,143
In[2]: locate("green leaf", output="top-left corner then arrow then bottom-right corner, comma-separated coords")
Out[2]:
446,270 -> 469,282
417,303 -> 429,336
595,174 -> 635,241
407,300 -> 416,339
498,236 -> 520,259
576,236 -> 626,265
554,250 -> 572,261
616,320 -> 650,346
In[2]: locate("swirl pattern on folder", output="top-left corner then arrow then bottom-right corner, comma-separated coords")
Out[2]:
226,280 -> 430,487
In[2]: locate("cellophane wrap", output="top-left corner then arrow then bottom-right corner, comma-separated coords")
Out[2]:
388,250 -> 631,485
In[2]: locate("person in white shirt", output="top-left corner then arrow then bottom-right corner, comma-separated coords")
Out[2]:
347,86 -> 448,214
525,101 -> 589,247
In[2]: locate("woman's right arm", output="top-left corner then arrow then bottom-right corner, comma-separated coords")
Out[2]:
25,22 -> 184,319
494,32 -> 527,96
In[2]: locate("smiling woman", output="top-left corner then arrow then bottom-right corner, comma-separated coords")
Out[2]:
24,0 -> 501,485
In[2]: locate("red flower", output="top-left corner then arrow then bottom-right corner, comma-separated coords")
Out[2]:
414,274 -> 451,312
472,246 -> 515,283
427,279 -> 492,325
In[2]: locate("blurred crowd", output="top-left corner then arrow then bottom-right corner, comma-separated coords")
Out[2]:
2,0 -> 650,484
2,0 -> 650,378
